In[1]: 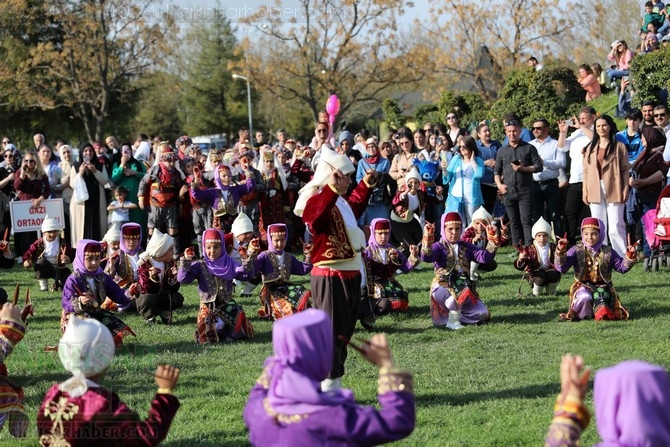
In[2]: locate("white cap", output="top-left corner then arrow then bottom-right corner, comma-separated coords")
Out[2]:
232,212 -> 253,237
611,40 -> 620,48
58,316 -> 115,397
471,206 -> 492,225
144,228 -> 173,258
102,226 -> 121,243
405,167 -> 421,184
41,215 -> 62,232
532,217 -> 553,239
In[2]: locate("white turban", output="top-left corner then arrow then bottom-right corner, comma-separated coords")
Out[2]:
139,229 -> 173,265
232,212 -> 254,237
294,148 -> 355,217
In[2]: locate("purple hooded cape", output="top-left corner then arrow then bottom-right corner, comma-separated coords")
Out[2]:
202,228 -> 238,280
120,223 -> 142,256
264,309 -> 354,415
594,360 -> 670,446
73,239 -> 103,276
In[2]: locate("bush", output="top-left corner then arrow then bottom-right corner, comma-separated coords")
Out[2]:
489,66 -> 585,138
438,90 -> 489,131
629,46 -> 670,106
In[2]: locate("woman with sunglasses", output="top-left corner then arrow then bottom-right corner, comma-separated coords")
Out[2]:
445,112 -> 468,148
0,148 -> 17,243
14,151 -> 50,255
69,143 -> 109,245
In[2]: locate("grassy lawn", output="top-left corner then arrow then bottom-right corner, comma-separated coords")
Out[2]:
2,246 -> 669,446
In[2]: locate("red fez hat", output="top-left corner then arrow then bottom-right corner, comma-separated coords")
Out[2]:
444,212 -> 462,225
373,219 -> 391,233
203,229 -> 222,244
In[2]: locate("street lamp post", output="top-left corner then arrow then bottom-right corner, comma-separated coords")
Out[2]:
232,73 -> 253,144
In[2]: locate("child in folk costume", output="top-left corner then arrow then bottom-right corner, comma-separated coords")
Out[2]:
190,163 -> 255,234
514,217 -> 561,296
0,230 -> 15,269
461,206 -> 502,281
100,226 -> 121,269
22,215 -> 74,292
421,212 -> 501,329
178,228 -> 255,343
104,223 -> 143,313
137,146 -> 185,254
243,309 -> 415,446
182,156 -> 213,250
258,150 -> 288,242
37,317 -> 180,447
361,218 -> 420,326
554,217 -> 638,321
233,143 -> 265,234
390,168 -> 427,254
230,211 -> 264,298
136,229 -> 184,324
0,298 -> 33,438
61,240 -> 136,346
254,223 -> 312,320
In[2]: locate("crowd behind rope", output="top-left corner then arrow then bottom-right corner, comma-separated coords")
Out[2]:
3,30 -> 670,441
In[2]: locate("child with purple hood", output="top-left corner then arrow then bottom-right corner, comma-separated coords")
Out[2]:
545,354 -> 670,446
178,228 -> 255,343
244,309 -> 415,446
554,217 -> 638,321
61,239 -> 136,346
360,218 -> 420,330
254,223 -> 312,321
190,163 -> 255,233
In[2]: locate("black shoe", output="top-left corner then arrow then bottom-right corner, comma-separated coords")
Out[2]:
160,316 -> 172,324
360,316 -> 376,331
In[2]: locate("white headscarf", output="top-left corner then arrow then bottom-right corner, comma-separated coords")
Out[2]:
58,317 -> 115,397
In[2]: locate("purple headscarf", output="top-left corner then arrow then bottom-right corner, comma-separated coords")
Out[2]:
440,212 -> 462,244
73,239 -> 103,276
581,217 -> 606,254
267,223 -> 287,254
120,223 -> 142,256
265,309 -> 354,415
594,360 -> 670,446
202,228 -> 238,280
214,164 -> 233,191
368,218 -> 392,250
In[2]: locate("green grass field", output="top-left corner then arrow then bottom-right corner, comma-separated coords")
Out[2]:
2,247 -> 669,446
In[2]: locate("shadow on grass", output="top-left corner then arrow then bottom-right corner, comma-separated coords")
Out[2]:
415,382 -> 556,407
626,304 -> 670,319
490,310 -> 561,325
163,431 -> 250,447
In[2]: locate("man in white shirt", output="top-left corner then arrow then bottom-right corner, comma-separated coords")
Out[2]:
557,107 -> 596,244
530,118 -> 566,237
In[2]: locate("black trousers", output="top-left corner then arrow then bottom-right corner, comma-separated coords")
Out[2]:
503,189 -> 533,246
532,179 -> 563,236
311,269 -> 361,379
564,183 -> 590,244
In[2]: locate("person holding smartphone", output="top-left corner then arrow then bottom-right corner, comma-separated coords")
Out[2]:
494,117 -> 544,246
69,143 -> 109,245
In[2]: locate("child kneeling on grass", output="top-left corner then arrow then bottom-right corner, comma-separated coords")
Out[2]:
136,229 -> 184,324
22,215 -> 74,291
254,223 -> 312,321
514,217 -> 562,297
38,317 -> 180,446
178,228 -> 255,343
61,240 -> 136,347
360,218 -> 420,330
421,212 -> 500,330
554,217 -> 638,321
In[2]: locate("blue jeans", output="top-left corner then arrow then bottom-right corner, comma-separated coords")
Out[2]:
607,69 -> 629,81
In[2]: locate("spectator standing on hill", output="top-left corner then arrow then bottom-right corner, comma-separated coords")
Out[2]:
615,108 -> 643,164
530,118 -> 566,237
558,107 -> 595,245
494,117 -> 543,246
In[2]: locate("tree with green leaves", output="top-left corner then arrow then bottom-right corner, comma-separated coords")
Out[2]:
179,15 -> 247,137
13,0 -> 173,142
